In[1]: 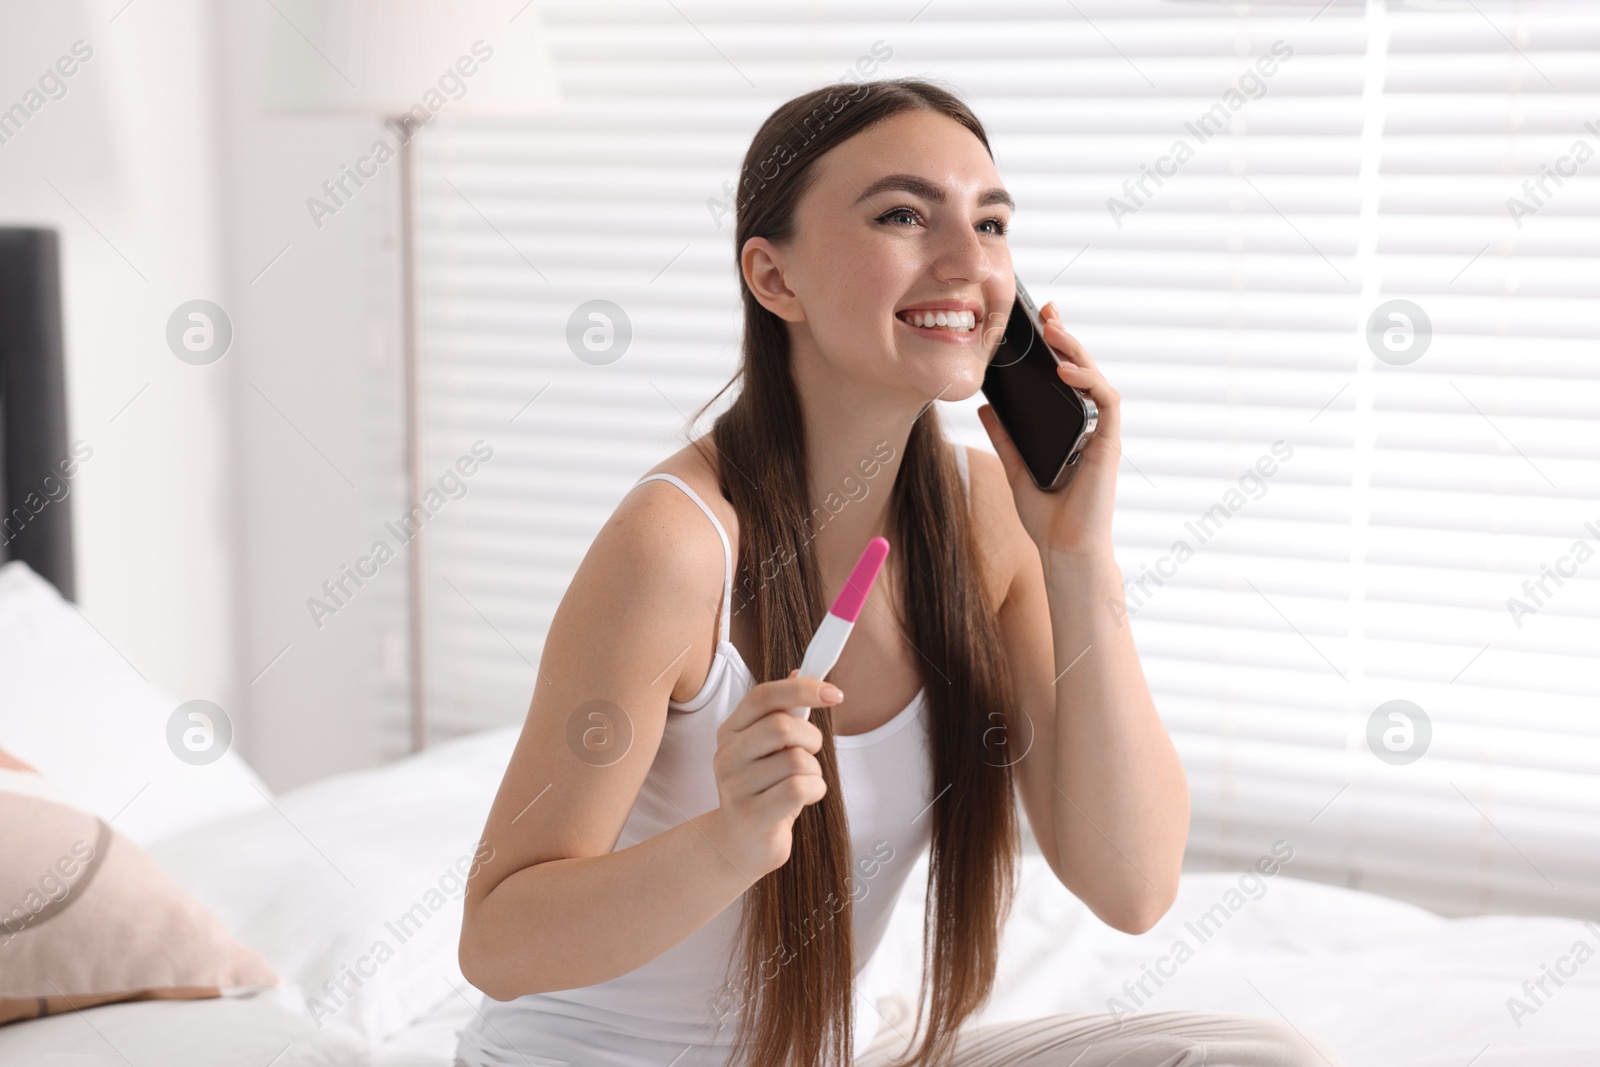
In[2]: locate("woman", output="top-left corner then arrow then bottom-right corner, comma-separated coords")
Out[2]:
455,77 -> 1341,1067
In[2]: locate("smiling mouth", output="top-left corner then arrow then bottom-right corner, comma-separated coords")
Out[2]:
896,309 -> 977,333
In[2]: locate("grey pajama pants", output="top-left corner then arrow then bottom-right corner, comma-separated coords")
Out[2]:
854,996 -> 1342,1066
450,1003 -> 1343,1067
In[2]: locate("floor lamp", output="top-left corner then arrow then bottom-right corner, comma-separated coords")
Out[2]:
262,0 -> 562,752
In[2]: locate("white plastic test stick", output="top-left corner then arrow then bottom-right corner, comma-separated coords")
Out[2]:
786,536 -> 890,720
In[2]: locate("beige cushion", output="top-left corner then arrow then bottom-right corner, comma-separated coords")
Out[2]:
0,748 -> 278,1025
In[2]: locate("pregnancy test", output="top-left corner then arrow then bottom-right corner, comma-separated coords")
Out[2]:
787,536 -> 891,720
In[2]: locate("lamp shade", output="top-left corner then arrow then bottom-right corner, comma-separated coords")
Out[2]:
260,0 -> 562,116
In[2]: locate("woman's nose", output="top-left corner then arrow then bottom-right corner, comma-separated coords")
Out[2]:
928,222 -> 992,286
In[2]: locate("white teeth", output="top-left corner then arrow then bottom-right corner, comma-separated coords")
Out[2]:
903,310 -> 974,331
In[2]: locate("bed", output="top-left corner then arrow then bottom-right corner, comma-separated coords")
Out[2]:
3,228 -> 1598,1065
3,689 -> 1598,1067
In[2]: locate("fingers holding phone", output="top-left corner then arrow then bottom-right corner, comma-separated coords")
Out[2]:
1038,301 -> 1119,448
980,287 -> 1124,556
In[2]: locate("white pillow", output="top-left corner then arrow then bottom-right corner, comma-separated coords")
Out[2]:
0,560 -> 271,846
146,724 -> 521,1046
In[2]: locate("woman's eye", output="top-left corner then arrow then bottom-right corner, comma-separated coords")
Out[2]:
878,207 -> 921,227
876,208 -> 1008,235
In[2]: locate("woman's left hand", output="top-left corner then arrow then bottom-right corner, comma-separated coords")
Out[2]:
977,300 -> 1121,558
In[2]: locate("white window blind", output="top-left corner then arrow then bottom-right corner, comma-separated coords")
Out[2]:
410,0 -> 1600,919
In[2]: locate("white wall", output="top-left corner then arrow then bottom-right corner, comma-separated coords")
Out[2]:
209,0 -> 564,788
213,0 -> 409,790
0,0 -> 236,744
1,0 -> 405,791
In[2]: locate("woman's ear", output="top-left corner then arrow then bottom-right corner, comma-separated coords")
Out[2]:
741,236 -> 805,323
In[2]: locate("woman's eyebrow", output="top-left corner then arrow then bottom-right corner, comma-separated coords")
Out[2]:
853,173 -> 1014,210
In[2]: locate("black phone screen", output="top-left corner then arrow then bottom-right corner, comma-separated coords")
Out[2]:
980,296 -> 1090,491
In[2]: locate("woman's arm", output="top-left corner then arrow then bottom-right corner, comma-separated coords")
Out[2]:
463,807 -> 754,1000
1038,545 -> 1188,932
458,479 -> 842,1000
458,483 -> 745,999
978,300 -> 1188,934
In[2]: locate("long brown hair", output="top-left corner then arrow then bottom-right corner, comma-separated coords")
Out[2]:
688,77 -> 1022,1067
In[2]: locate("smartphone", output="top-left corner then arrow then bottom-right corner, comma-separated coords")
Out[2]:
980,280 -> 1098,492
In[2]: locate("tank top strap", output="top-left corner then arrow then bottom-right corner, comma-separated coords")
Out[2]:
632,473 -> 733,645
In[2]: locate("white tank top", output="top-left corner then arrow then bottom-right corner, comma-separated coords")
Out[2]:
455,445 -> 970,1067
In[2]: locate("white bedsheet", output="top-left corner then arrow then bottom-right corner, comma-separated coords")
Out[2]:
0,985 -> 369,1066
370,853 -> 1600,1067
6,724 -> 1597,1066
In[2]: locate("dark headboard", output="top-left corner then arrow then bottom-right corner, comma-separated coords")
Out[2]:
0,228 -> 75,601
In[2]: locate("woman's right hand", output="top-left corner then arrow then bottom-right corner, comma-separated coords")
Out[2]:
709,669 -> 842,878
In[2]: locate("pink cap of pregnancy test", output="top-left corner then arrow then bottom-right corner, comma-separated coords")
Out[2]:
829,537 -> 890,623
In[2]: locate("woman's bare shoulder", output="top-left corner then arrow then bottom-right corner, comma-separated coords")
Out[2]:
633,439 -> 740,545
614,441 -> 737,697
